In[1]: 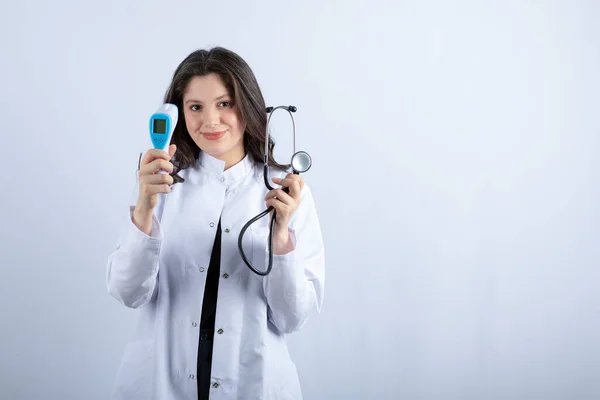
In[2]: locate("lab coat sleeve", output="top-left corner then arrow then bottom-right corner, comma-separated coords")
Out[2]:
262,184 -> 325,334
106,174 -> 164,309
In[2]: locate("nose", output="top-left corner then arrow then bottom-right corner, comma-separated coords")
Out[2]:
203,107 -> 220,129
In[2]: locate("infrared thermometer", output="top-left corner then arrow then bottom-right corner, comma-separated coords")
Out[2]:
149,103 -> 178,174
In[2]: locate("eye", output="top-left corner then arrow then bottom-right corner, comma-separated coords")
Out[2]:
218,101 -> 232,108
190,104 -> 201,111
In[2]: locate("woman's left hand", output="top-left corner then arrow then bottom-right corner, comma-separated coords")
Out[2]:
264,173 -> 305,251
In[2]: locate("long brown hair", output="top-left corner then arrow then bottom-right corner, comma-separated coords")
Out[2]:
163,47 -> 289,183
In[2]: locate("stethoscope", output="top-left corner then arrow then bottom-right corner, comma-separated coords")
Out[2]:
238,105 -> 312,276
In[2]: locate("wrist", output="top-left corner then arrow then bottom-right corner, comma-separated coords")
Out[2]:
133,205 -> 153,235
134,203 -> 153,218
272,227 -> 293,255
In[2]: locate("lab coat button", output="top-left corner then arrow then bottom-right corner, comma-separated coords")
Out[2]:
199,267 -> 205,272
225,228 -> 230,233
217,328 -> 224,334
189,374 -> 195,379
192,322 -> 197,327
212,382 -> 220,388
220,177 -> 225,182
210,222 -> 215,227
222,273 -> 229,279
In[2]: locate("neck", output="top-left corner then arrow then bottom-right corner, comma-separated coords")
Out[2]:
220,148 -> 246,171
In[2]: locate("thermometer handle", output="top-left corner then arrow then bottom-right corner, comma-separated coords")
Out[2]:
156,148 -> 170,175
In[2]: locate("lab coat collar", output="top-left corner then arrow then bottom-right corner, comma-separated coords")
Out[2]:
198,151 -> 255,186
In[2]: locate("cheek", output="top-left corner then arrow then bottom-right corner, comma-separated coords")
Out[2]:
223,110 -> 242,131
183,112 -> 201,132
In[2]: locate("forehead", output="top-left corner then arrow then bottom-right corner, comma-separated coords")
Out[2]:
183,73 -> 231,99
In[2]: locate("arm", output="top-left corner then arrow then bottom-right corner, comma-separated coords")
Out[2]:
106,178 -> 164,309
262,184 -> 325,333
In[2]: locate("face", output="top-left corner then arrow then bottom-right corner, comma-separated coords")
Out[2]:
182,73 -> 245,168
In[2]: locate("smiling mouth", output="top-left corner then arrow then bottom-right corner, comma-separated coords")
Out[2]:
202,130 -> 227,140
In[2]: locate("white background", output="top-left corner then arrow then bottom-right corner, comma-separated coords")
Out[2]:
1,0 -> 599,399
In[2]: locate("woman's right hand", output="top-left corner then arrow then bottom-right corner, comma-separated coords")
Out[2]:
133,144 -> 176,234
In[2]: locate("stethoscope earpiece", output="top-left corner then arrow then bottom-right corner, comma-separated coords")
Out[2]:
266,105 -> 296,113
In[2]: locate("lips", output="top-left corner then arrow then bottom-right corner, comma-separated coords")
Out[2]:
202,130 -> 226,140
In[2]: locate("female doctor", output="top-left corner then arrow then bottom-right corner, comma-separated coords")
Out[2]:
106,47 -> 325,400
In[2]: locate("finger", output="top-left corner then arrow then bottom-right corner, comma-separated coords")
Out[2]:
285,173 -> 304,187
141,181 -> 171,196
289,174 -> 305,193
141,148 -> 175,167
265,197 -> 287,214
273,178 -> 301,201
143,173 -> 174,186
265,188 -> 294,205
149,184 -> 171,195
168,144 -> 177,158
287,179 -> 301,200
139,158 -> 174,176
272,174 -> 303,186
272,175 -> 304,193
272,177 -> 293,187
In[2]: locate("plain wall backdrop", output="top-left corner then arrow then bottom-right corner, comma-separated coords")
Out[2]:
1,0 -> 599,399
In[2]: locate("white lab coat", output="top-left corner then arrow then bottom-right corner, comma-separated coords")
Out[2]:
106,151 -> 325,399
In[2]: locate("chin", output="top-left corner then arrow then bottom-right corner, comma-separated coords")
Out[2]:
192,134 -> 244,160
202,148 -> 228,158
198,140 -> 227,153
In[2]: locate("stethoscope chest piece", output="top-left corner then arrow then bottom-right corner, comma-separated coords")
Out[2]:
291,150 -> 312,174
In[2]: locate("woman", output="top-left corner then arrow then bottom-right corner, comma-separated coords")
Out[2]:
106,47 -> 325,399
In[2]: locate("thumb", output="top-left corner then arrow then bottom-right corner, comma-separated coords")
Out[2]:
168,144 -> 177,159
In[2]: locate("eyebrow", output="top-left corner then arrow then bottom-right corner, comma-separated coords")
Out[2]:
184,94 -> 230,104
